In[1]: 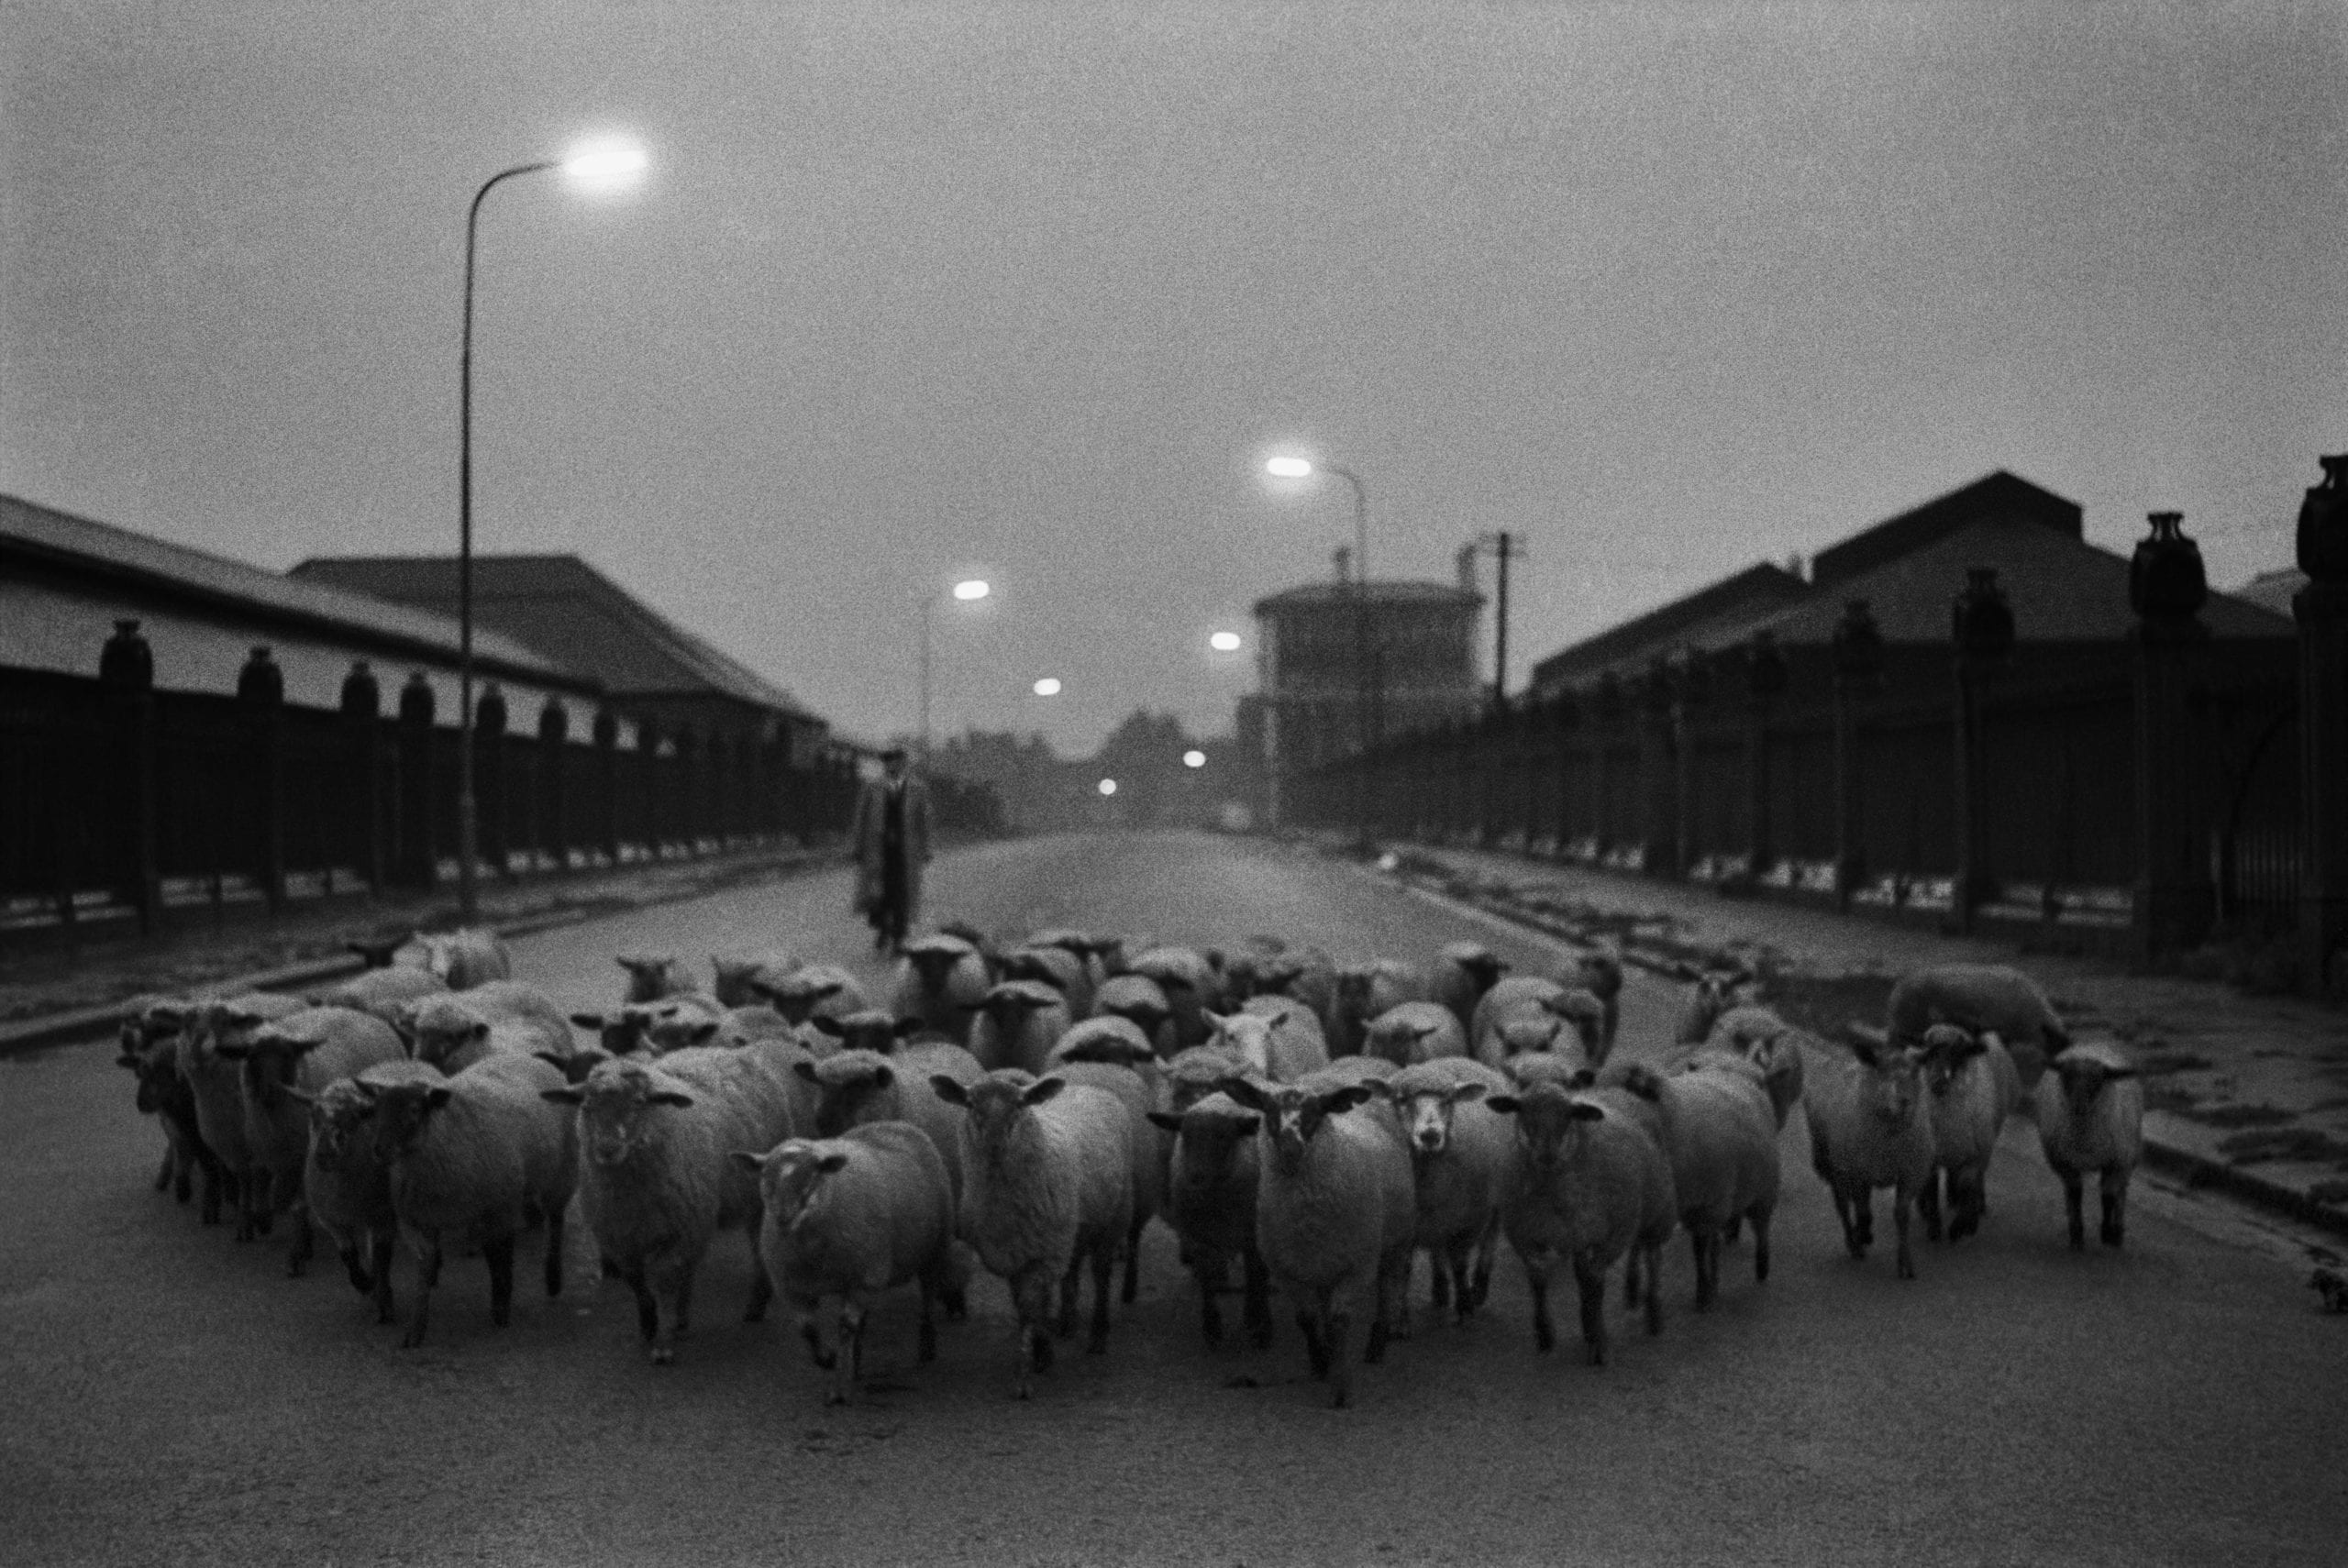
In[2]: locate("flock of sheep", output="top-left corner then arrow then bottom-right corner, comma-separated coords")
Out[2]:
112,923 -> 2147,1408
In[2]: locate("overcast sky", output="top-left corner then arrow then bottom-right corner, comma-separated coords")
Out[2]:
5,2 -> 2342,755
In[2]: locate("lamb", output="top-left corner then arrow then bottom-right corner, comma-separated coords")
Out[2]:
1384,1057 -> 1513,1324
752,964 -> 872,1030
710,950 -> 803,1007
1915,1022 -> 2021,1242
1483,1082 -> 1676,1364
180,992 -> 309,1239
797,1041 -> 987,1221
295,1058 -> 444,1321
737,1123 -> 962,1405
2033,1043 -> 2144,1249
968,980 -> 1073,1076
1701,1006 -> 1809,1130
116,999 -> 218,1209
1887,963 -> 2069,1090
1803,1031 -> 1936,1278
1127,945 -> 1223,1047
215,1005 -> 407,1269
1206,1008 -> 1329,1082
413,928 -> 513,988
1614,1059 -> 1780,1309
1146,1092 -> 1272,1347
1430,942 -> 1511,1035
401,982 -> 571,1074
616,953 -> 700,1003
1364,1000 -> 1470,1067
930,1070 -> 1136,1398
892,933 -> 994,1035
374,1051 -> 577,1347
1216,1075 -> 1416,1408
1330,960 -> 1427,1058
309,965 -> 448,1025
544,1043 -> 801,1364
1091,973 -> 1180,1057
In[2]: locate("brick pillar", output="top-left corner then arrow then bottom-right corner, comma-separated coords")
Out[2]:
2294,456 -> 2348,999
397,672 -> 437,889
1832,600 -> 1885,912
341,662 -> 384,898
100,619 -> 160,933
238,646 -> 286,913
2131,512 -> 2216,963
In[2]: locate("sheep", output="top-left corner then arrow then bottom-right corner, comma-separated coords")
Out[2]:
346,934 -> 426,969
400,982 -> 571,1074
936,920 -> 1006,981
1091,973 -> 1180,1058
1384,1057 -> 1514,1324
737,1123 -> 962,1405
1040,1055 -> 1167,1304
892,933 -> 994,1035
1469,976 -> 1565,1059
1915,1022 -> 2021,1242
1207,1008 -> 1329,1083
1672,965 -> 1758,1045
1364,1000 -> 1470,1068
1146,1092 -> 1272,1347
1165,1043 -> 1252,1114
969,980 -> 1073,1076
1484,1082 -> 1676,1364
1001,943 -> 1094,1022
1887,963 -> 2069,1091
752,964 -> 871,1030
179,993 -> 309,1239
413,928 -> 513,988
1241,993 -> 1331,1064
1701,1006 -> 1809,1130
1047,1015 -> 1160,1076
1430,942 -> 1511,1036
1127,945 -> 1223,1047
309,965 -> 448,1025
801,1009 -> 925,1056
1614,1059 -> 1780,1309
1249,944 -> 1338,1029
1803,1031 -> 1936,1278
1216,1075 -> 1416,1408
294,1058 -> 444,1321
616,953 -> 700,1003
1297,1055 -> 1401,1096
215,1005 -> 407,1270
930,1070 -> 1135,1398
374,1051 -> 577,1347
2033,1043 -> 2144,1250
710,950 -> 803,1007
115,999 -> 218,1209
1562,946 -> 1624,1055
797,1041 -> 987,1226
1330,960 -> 1427,1057
544,1043 -> 800,1364
1214,933 -> 1288,1001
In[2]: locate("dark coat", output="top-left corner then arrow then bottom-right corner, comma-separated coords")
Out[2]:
850,772 -> 932,922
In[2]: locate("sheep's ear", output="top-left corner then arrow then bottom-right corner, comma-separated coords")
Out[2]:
1202,1010 -> 1230,1033
1022,1076 -> 1068,1106
424,1087 -> 455,1110
356,1080 -> 384,1099
929,1075 -> 970,1106
1567,1101 -> 1604,1121
730,1150 -> 769,1172
1145,1111 -> 1185,1132
685,1020 -> 721,1045
648,1089 -> 694,1108
1569,1068 -> 1597,1088
1448,1083 -> 1488,1105
2101,1066 -> 2139,1082
814,980 -> 846,1000
543,1088 -> 583,1106
467,1021 -> 492,1043
1230,1113 -> 1261,1135
1321,1083 -> 1375,1114
793,1060 -> 821,1083
810,1016 -> 847,1037
570,1011 -> 611,1030
1486,1094 -> 1522,1116
533,1051 -> 569,1072
1412,1022 -> 1440,1041
1215,1076 -> 1270,1112
282,1086 -> 317,1105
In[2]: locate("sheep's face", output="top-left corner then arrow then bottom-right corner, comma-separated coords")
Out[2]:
615,954 -> 686,1002
232,1029 -> 323,1105
368,1081 -> 453,1155
559,1066 -> 693,1166
1852,1045 -> 1925,1127
1495,1017 -> 1566,1060
307,1081 -> 383,1172
1920,1026 -> 1986,1098
944,1073 -> 1062,1154
904,945 -> 967,991
753,1140 -> 850,1231
1209,1015 -> 1276,1073
1157,1103 -> 1258,1191
118,1035 -> 180,1114
807,1054 -> 896,1136
408,1007 -> 493,1072
1334,969 -> 1376,1011
1218,1080 -> 1369,1175
1489,1085 -> 1600,1169
2051,1056 -> 2134,1120
1396,1084 -> 1485,1156
1457,952 -> 1508,988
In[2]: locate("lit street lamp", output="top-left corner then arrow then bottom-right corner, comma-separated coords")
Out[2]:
1033,678 -> 1062,696
1266,453 -> 1377,839
1183,750 -> 1207,768
458,135 -> 648,922
1098,778 -> 1118,796
1209,631 -> 1243,653
919,579 -> 991,759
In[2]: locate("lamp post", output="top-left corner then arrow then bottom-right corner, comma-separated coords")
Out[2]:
1268,456 -> 1375,838
920,579 -> 991,761
456,137 -> 647,922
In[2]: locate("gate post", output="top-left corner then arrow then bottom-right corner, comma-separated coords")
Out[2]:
593,709 -> 621,867
474,684 -> 508,882
1745,630 -> 1789,887
100,620 -> 160,933
1639,656 -> 1678,878
537,697 -> 569,872
238,646 -> 286,914
2131,512 -> 2215,964
340,661 -> 384,898
1831,601 -> 1885,912
1952,569 -> 2015,933
2295,456 -> 2348,999
397,672 -> 437,889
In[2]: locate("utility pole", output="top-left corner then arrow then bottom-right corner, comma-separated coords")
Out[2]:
1492,530 -> 1512,710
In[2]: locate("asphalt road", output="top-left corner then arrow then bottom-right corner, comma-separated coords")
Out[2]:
4,832 -> 2339,1567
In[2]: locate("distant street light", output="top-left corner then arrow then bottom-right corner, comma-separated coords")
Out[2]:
1183,750 -> 1207,768
920,578 -> 991,760
1033,678 -> 1062,696
1264,451 -> 1376,835
1209,631 -> 1243,653
1098,778 -> 1118,796
457,134 -> 648,922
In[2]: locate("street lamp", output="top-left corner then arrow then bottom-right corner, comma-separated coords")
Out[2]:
1209,631 -> 1243,653
458,135 -> 648,922
1183,750 -> 1207,768
1266,453 -> 1376,837
1033,678 -> 1062,696
919,579 -> 991,759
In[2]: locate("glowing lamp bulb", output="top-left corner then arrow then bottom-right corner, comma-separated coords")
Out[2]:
1266,457 -> 1313,478
1209,632 -> 1242,652
1183,750 -> 1206,768
1033,678 -> 1062,696
952,580 -> 991,602
1098,778 -> 1118,796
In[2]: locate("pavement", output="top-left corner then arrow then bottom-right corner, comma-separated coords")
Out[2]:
1350,835 -> 2348,1242
0,839 -> 848,1055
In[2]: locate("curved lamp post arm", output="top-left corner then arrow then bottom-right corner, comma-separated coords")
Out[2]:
1321,463 -> 1369,584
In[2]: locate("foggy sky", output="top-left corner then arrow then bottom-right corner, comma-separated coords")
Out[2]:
5,2 -> 2342,755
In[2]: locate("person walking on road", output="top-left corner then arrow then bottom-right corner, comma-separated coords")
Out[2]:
850,745 -> 931,954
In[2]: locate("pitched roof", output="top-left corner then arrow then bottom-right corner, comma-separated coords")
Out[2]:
1809,469 -> 2082,588
1529,562 -> 1808,690
0,492 -> 570,679
2232,567 -> 2307,618
1254,580 -> 1483,613
288,553 -> 811,717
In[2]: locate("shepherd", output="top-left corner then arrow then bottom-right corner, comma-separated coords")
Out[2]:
850,745 -> 932,955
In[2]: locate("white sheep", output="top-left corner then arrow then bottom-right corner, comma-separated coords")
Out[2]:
1887,963 -> 2069,1091
413,928 -> 513,988
399,981 -> 571,1074
1041,1055 -> 1166,1305
180,993 -> 309,1241
615,952 -> 701,1003
1701,1005 -> 1809,1130
1803,1032 -> 1936,1279
1430,942 -> 1511,1036
1468,975 -> 1564,1058
737,1122 -> 962,1405
1145,1092 -> 1271,1348
892,933 -> 994,1034
1001,942 -> 1094,1022
373,1051 -> 576,1347
1672,965 -> 1756,1046
1915,1022 -> 2021,1242
115,999 -> 218,1211
797,1041 -> 986,1223
1615,1059 -> 1780,1309
308,965 -> 448,1026
1330,960 -> 1427,1057
294,1058 -> 443,1321
1384,1057 -> 1513,1324
2033,1043 -> 2144,1250
929,1070 -> 1135,1398
968,980 -> 1074,1076
1206,1008 -> 1328,1083
1241,993 -> 1332,1064
1364,1000 -> 1470,1068
1216,1075 -> 1416,1408
1127,945 -> 1224,1046
1091,973 -> 1180,1058
1563,946 -> 1625,1055
1483,1082 -> 1676,1364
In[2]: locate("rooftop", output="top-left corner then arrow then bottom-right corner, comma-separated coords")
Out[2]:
1254,580 -> 1483,613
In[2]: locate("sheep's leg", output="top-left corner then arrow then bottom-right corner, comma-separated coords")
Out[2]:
1297,1305 -> 1331,1378
199,1160 -> 226,1227
1722,1214 -> 1743,1244
1324,1309 -> 1356,1408
1951,1166 -> 1985,1241
253,1167 -> 278,1237
941,1241 -> 972,1321
485,1233 -> 517,1328
1523,1257 -> 1556,1353
1428,1250 -> 1450,1311
1919,1170 -> 1945,1242
1622,1245 -> 1641,1308
2099,1168 -> 2128,1247
1086,1241 -> 1113,1354
2057,1165 -> 2087,1249
624,1264 -> 659,1343
914,1272 -> 940,1365
1121,1211 -> 1146,1304
1572,1255 -> 1609,1366
543,1208 -> 566,1298
1194,1258 -> 1227,1346
648,1256 -> 696,1364
370,1230 -> 398,1324
233,1167 -> 258,1242
800,1306 -> 836,1374
1689,1225 -> 1714,1310
401,1233 -> 443,1349
831,1300 -> 864,1406
1750,1208 -> 1772,1284
152,1146 -> 173,1192
1055,1256 -> 1082,1340
1242,1249 -> 1273,1348
1640,1241 -> 1664,1336
1892,1182 -> 1916,1280
1469,1220 -> 1497,1310
1447,1240 -> 1476,1323
338,1239 -> 371,1296
1012,1267 -> 1054,1397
